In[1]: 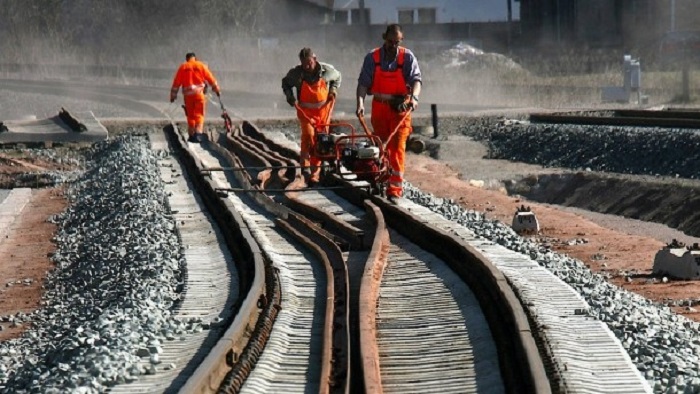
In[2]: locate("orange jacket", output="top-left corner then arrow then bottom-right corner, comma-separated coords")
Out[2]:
171,58 -> 220,98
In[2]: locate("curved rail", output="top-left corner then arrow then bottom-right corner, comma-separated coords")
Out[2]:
0,79 -> 656,393
236,120 -> 550,393
277,213 -> 351,393
371,197 -> 549,393
207,123 -> 350,392
530,111 -> 700,129
162,123 -> 280,393
358,201 -> 390,393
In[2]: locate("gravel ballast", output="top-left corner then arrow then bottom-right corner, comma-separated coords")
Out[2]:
2,114 -> 700,393
270,117 -> 700,393
0,133 -> 207,392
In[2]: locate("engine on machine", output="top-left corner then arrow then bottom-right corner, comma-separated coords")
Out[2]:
340,138 -> 382,182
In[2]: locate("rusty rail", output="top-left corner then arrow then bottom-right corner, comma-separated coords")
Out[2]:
358,200 -> 389,394
165,123 -> 280,394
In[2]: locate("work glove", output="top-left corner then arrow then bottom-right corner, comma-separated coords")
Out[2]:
286,95 -> 296,107
397,96 -> 417,112
390,96 -> 406,111
170,94 -> 176,103
328,87 -> 337,101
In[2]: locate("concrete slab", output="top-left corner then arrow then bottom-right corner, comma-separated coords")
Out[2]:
0,188 -> 31,240
0,110 -> 108,144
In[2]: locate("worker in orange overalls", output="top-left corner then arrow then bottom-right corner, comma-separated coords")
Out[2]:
282,48 -> 342,186
356,24 -> 422,204
170,52 -> 221,143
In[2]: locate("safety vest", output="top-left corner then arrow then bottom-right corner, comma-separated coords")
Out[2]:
298,78 -> 328,109
370,47 -> 408,96
172,59 -> 219,97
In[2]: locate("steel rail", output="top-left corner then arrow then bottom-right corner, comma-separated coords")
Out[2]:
215,185 -> 369,193
223,133 -> 276,188
208,126 -> 350,392
358,201 -> 390,394
325,173 -> 551,394
277,212 -> 351,394
233,134 -> 296,185
615,108 -> 700,120
236,119 -> 550,393
164,123 -> 280,394
530,112 -> 700,129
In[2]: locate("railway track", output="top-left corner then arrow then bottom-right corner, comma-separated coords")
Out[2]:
116,113 -> 649,393
0,81 -> 663,391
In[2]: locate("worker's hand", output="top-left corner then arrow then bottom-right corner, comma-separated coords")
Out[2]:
328,91 -> 336,101
286,95 -> 296,107
356,103 -> 364,118
170,94 -> 176,103
215,90 -> 221,97
397,96 -> 417,112
409,95 -> 418,110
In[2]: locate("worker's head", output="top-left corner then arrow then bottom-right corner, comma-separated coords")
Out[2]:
382,24 -> 403,54
299,47 -> 317,73
186,52 -> 196,61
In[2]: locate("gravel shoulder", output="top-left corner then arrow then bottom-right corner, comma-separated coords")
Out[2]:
405,129 -> 700,321
0,188 -> 65,340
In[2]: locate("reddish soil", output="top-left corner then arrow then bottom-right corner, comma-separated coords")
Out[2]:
405,154 -> 700,321
0,153 -> 59,173
0,152 -> 68,341
1,144 -> 698,346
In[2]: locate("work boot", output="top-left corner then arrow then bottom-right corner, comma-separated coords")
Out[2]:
187,135 -> 198,143
196,133 -> 207,143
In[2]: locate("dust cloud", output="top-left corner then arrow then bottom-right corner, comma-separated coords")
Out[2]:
1,0 -> 698,114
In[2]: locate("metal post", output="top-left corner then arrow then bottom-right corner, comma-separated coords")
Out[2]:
359,0 -> 366,24
682,65 -> 690,102
556,0 -> 561,45
506,0 -> 512,53
431,104 -> 439,139
671,0 -> 676,31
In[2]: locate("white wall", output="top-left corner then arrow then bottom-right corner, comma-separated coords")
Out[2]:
332,0 -> 519,24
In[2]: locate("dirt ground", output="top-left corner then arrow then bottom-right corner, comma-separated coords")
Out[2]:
0,151 -> 71,340
404,151 -> 700,321
2,134 -> 700,345
0,187 -> 65,341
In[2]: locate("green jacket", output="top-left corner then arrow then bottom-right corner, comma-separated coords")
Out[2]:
282,61 -> 341,101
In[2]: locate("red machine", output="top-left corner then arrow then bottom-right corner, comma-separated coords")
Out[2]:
295,100 -> 392,195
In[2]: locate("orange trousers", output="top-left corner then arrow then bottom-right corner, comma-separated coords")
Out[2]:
184,94 -> 206,132
297,107 -> 329,183
370,101 -> 412,197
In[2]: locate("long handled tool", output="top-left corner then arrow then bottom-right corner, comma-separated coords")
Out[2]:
205,93 -> 242,133
217,95 -> 233,133
294,98 -> 340,161
357,109 -> 411,151
163,102 -> 182,121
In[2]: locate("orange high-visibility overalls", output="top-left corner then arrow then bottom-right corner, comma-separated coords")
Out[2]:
296,78 -> 331,183
171,59 -> 219,134
370,47 -> 411,198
